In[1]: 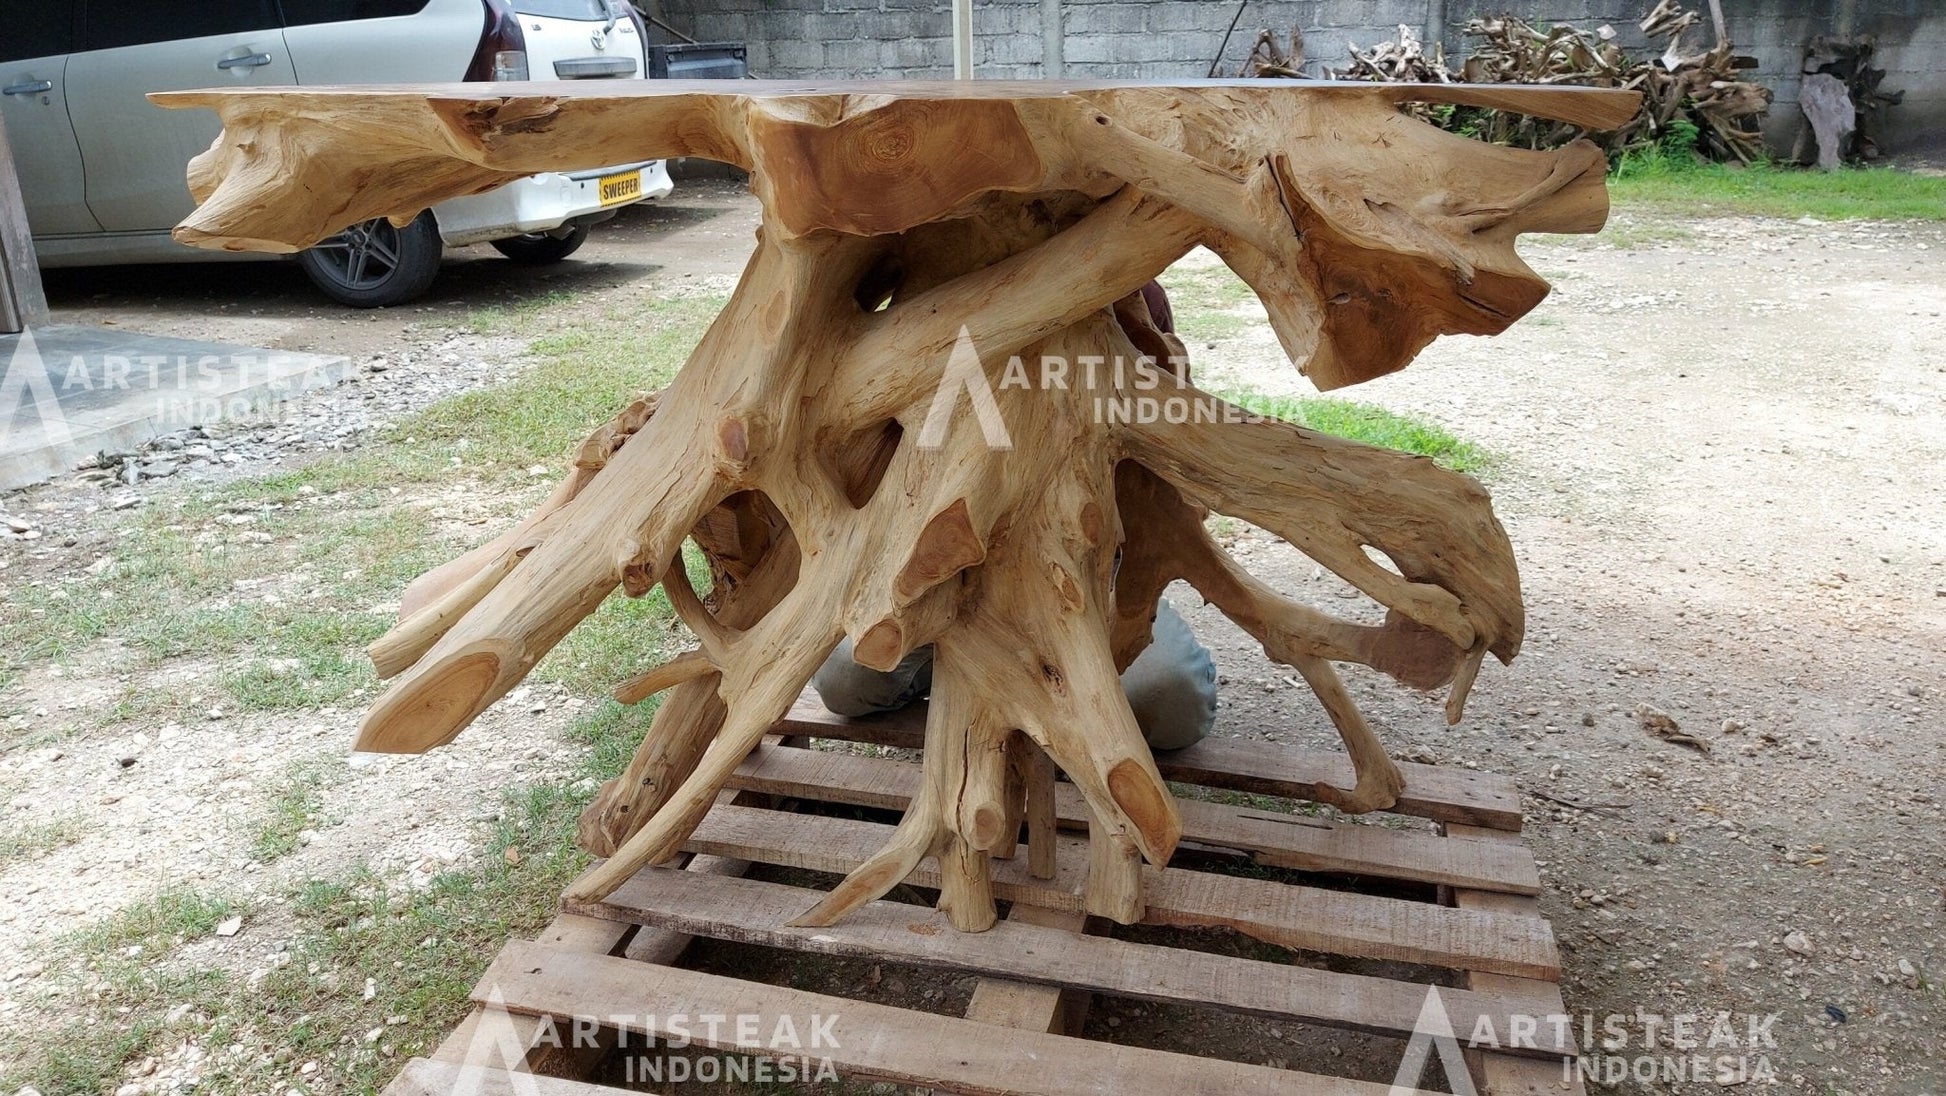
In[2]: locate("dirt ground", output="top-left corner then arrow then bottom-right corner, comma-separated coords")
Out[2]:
3,180 -> 1943,1095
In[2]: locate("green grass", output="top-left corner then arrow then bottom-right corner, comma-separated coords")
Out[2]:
0,287 -> 720,1095
0,814 -> 83,869
1216,390 -> 1490,474
1609,154 -> 1946,222
66,887 -> 238,957
7,698 -> 652,1096
0,293 -> 722,719
249,761 -> 333,863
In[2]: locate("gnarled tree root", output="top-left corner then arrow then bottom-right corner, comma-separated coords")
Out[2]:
160,79 -> 1634,928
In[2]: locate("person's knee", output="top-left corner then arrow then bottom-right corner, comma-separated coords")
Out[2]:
1122,599 -> 1217,751
812,639 -> 934,717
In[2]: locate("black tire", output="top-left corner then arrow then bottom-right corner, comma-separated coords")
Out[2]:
489,223 -> 591,265
296,212 -> 443,308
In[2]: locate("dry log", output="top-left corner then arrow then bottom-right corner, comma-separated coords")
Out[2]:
161,79 -> 1634,929
1796,34 -> 1904,164
1798,73 -> 1856,172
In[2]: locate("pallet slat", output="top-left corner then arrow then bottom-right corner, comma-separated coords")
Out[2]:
1447,822 -> 1586,1096
580,865 -> 1575,1057
960,904 -> 1091,1034
729,742 -> 1541,894
673,802 -> 1560,979
385,1057 -> 641,1096
777,692 -> 1525,831
476,940 -> 1445,1096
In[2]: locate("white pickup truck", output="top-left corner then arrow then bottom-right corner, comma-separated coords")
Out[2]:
0,0 -> 675,306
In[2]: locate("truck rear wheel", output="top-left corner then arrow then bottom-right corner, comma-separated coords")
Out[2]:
490,223 -> 591,265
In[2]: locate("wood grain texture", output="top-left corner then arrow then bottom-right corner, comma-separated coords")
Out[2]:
725,741 -> 1541,894
775,694 -> 1527,831
574,865 -> 1574,1056
384,1058 -> 644,1096
0,109 -> 49,333
670,802 -> 1560,979
1446,822 -> 1588,1096
476,939 -> 1445,1095
164,77 -> 1624,927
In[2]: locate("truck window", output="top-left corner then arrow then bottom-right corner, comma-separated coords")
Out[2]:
512,0 -> 611,19
1,2 -> 75,63
278,0 -> 433,27
81,0 -> 281,51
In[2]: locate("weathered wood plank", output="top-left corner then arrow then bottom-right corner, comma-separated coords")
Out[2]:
1446,822 -> 1587,1096
776,692 -> 1525,831
667,802 -> 1559,979
431,912 -> 633,1074
619,853 -> 751,965
476,939 -> 1444,1096
0,109 -> 49,333
960,905 -> 1090,1035
729,741 -> 1539,894
385,1057 -> 645,1096
575,865 -> 1573,1057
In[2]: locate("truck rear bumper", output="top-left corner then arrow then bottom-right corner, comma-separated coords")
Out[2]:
431,160 -> 674,247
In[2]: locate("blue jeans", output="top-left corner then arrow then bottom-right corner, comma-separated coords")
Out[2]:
812,598 -> 1217,751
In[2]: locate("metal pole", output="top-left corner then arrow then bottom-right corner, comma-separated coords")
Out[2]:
954,0 -> 974,79
1041,0 -> 1063,79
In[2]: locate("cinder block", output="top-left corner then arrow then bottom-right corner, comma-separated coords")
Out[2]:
769,38 -> 824,73
881,34 -> 949,72
740,37 -> 772,74
1064,33 -> 1117,63
983,32 -> 1047,66
1066,3 -> 1148,35
823,36 -> 880,72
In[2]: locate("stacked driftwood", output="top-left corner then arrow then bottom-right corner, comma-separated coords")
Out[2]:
1252,2 -> 1770,163
1331,25 -> 1451,85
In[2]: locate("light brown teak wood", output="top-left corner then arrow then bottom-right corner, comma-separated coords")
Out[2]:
476,938 -> 1449,1095
161,78 -> 1634,930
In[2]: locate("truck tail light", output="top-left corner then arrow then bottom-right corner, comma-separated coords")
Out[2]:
464,0 -> 530,82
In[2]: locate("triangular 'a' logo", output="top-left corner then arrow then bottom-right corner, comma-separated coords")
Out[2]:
916,325 -> 1011,451
0,330 -> 71,447
448,984 -> 545,1096
1390,987 -> 1480,1096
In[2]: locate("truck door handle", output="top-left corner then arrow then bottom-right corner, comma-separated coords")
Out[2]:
217,53 -> 274,70
2,80 -> 53,96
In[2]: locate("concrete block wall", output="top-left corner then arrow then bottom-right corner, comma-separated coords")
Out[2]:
650,0 -> 1945,153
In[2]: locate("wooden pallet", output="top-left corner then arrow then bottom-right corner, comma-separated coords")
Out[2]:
395,695 -> 1583,1096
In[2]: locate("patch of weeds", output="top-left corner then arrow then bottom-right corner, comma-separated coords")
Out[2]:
1596,219 -> 1699,249
0,814 -> 82,869
465,288 -> 585,335
1175,309 -> 1258,343
66,886 -> 238,959
250,760 -> 337,863
1215,390 -> 1491,474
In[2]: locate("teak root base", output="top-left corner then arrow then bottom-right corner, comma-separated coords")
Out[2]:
162,79 -> 1637,930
